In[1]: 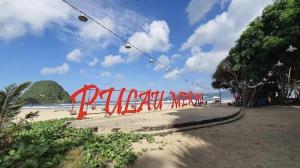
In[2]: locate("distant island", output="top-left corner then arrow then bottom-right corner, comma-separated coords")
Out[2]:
22,80 -> 70,104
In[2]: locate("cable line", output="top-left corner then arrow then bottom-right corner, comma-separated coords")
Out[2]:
62,0 -> 204,90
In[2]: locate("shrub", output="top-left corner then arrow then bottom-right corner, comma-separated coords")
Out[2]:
0,118 -> 152,168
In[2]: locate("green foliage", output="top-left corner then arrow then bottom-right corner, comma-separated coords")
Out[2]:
0,118 -> 152,168
22,80 -> 70,105
0,82 -> 38,146
212,0 -> 300,105
0,82 -> 31,126
83,133 -> 147,168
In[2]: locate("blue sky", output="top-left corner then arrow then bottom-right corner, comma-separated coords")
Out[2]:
0,0 -> 272,93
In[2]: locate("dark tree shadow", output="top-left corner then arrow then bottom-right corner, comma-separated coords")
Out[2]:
132,105 -> 300,168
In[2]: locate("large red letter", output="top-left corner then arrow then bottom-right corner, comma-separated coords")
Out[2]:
151,91 -> 164,110
122,89 -> 138,114
99,88 -> 126,116
179,92 -> 188,107
170,91 -> 180,108
99,87 -> 114,116
70,84 -> 99,120
188,91 -> 196,106
195,93 -> 203,105
137,90 -> 151,112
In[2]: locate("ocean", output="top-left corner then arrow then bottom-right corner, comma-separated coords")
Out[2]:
22,92 -> 234,109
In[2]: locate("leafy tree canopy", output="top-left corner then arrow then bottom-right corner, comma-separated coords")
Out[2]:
212,0 -> 300,105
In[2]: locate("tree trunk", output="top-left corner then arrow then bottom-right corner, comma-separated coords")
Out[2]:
247,87 -> 257,107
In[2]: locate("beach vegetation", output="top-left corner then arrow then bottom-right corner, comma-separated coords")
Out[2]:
0,82 -> 153,168
0,118 -> 153,168
0,82 -> 39,147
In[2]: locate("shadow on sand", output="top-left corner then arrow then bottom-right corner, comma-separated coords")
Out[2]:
131,105 -> 300,168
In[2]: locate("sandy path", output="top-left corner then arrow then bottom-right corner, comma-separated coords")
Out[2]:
131,106 -> 300,168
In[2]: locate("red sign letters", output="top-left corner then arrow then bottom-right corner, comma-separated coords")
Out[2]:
71,84 -> 203,120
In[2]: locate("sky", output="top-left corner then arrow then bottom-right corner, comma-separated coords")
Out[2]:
0,0 -> 273,94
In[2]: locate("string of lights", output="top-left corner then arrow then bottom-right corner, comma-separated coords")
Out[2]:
61,0 -> 203,90
246,45 -> 297,89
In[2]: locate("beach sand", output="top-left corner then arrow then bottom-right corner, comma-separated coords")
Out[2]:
18,103 -> 188,121
131,105 -> 300,168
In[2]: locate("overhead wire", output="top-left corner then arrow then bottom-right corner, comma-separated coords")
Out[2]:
62,0 -> 206,91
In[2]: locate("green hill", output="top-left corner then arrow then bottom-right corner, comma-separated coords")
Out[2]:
22,80 -> 70,104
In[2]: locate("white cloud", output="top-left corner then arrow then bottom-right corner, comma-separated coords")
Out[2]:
181,0 -> 272,73
0,0 -> 71,41
40,63 -> 69,75
100,71 -> 111,77
88,57 -> 99,66
186,0 -> 216,25
79,17 -> 114,41
0,0 -> 149,53
164,69 -> 181,80
71,1 -> 149,48
101,55 -> 125,67
154,55 -> 171,71
55,1 -> 149,50
79,69 -> 87,74
186,0 -> 230,25
171,54 -> 183,62
66,49 -> 83,63
119,20 -> 171,62
114,73 -> 125,81
184,47 -> 227,72
182,0 -> 272,51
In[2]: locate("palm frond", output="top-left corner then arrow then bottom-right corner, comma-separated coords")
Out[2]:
25,111 -> 39,119
0,82 -> 32,128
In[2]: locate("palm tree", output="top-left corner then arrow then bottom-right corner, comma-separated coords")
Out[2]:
0,82 -> 32,129
0,82 -> 40,146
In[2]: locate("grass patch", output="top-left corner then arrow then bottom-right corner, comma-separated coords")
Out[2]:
57,148 -> 85,168
0,118 -> 153,168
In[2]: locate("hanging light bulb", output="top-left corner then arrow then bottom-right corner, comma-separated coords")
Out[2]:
78,15 -> 88,22
276,60 -> 284,67
125,43 -> 131,49
267,71 -> 273,77
258,82 -> 264,86
149,58 -> 155,63
286,45 -> 297,52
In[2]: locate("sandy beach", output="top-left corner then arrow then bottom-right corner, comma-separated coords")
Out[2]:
131,106 -> 300,168
18,103 -> 192,121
